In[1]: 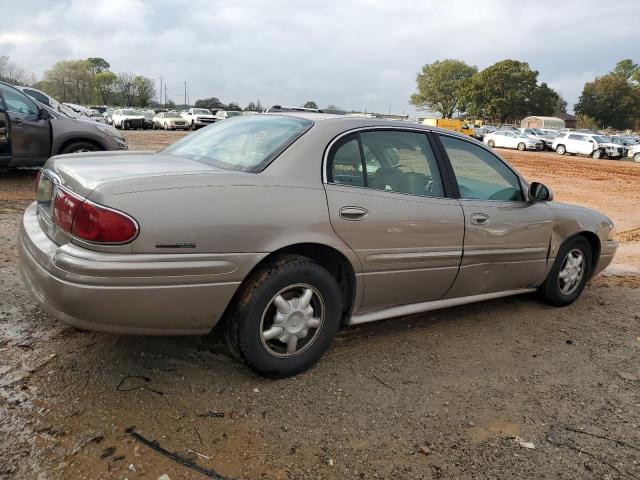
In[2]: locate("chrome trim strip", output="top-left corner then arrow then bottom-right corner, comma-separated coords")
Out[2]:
366,250 -> 462,264
347,288 -> 536,325
463,247 -> 547,257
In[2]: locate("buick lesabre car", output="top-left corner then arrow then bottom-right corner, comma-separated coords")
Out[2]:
19,114 -> 617,378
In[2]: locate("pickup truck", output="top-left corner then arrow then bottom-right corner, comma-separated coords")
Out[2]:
180,108 -> 217,129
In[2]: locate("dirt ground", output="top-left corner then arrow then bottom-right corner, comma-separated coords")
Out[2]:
1,132 -> 639,479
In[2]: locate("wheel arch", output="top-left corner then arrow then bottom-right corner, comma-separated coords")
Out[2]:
56,137 -> 105,155
220,242 -> 358,329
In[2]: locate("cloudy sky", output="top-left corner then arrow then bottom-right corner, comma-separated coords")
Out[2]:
2,0 -> 639,115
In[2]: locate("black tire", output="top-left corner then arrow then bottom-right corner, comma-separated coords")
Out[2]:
517,142 -> 526,151
556,144 -> 566,155
592,149 -> 602,159
487,140 -> 495,148
225,255 -> 342,378
538,236 -> 593,307
60,141 -> 100,154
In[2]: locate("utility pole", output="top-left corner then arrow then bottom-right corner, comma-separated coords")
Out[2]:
184,80 -> 187,108
164,85 -> 167,109
159,76 -> 163,106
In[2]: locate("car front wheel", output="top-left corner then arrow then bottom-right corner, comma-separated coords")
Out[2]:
225,255 -> 342,378
487,140 -> 495,148
592,149 -> 602,159
634,152 -> 640,163
60,141 -> 100,154
538,236 -> 592,307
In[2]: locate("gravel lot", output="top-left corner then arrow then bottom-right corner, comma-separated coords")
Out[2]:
1,131 -> 639,479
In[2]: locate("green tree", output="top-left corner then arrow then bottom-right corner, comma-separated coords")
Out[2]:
531,82 -> 563,116
94,71 -> 117,104
611,59 -> 639,83
245,100 -> 263,112
410,59 -> 477,118
43,59 -> 92,103
0,56 -> 31,85
87,57 -> 110,76
227,101 -> 241,111
553,97 -> 568,115
195,97 -> 226,111
574,74 -> 638,130
461,60 -> 547,123
132,75 -> 155,107
303,101 -> 318,109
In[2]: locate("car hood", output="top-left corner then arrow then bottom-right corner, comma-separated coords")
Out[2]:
47,151 -> 229,196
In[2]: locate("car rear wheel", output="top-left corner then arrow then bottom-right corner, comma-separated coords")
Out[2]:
538,236 -> 592,307
225,255 -> 342,378
60,141 -> 100,154
517,142 -> 526,151
487,140 -> 495,148
556,145 -> 566,155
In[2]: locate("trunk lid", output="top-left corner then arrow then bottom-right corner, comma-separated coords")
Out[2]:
47,151 -> 221,196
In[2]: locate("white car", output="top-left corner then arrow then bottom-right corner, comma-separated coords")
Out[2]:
627,144 -> 640,163
214,109 -> 243,120
552,133 -> 622,159
111,109 -> 146,130
484,130 -> 544,151
152,111 -> 189,130
180,108 -> 217,129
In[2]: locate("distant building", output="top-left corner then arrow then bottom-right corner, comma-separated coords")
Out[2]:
520,116 -> 566,130
554,112 -> 577,129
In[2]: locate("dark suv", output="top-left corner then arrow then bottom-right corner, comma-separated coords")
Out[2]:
0,81 -> 126,168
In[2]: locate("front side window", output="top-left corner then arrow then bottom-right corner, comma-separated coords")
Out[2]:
440,135 -> 523,201
0,84 -> 39,116
164,115 -> 312,172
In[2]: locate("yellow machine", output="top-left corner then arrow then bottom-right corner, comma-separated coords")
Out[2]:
422,118 -> 474,136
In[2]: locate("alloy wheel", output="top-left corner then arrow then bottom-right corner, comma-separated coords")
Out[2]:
558,248 -> 585,295
259,284 -> 325,357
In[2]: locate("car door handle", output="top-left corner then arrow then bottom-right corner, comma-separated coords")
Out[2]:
469,213 -> 489,225
339,206 -> 368,221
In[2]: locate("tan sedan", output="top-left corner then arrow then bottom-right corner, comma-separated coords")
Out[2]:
19,114 -> 617,377
152,111 -> 189,130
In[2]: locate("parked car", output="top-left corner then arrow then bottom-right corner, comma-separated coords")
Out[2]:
214,109 -> 243,120
0,81 -> 126,168
103,108 -> 115,125
553,133 -> 623,159
181,108 -> 217,129
16,86 -> 88,120
19,114 -> 617,377
584,134 -> 626,159
520,128 -> 557,150
484,130 -> 544,151
140,110 -> 155,129
152,111 -> 189,130
112,109 -> 146,130
627,143 -> 640,162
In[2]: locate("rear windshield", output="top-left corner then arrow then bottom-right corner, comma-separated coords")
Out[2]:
163,115 -> 313,172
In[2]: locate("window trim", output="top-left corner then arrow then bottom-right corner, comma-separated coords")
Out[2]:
433,131 -> 528,202
323,126 -> 456,199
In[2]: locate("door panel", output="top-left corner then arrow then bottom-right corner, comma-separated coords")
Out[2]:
438,133 -> 553,297
326,184 -> 464,311
445,200 -> 552,297
0,83 -> 51,165
0,109 -> 9,162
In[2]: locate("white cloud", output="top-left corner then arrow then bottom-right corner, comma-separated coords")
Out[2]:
2,0 -> 639,114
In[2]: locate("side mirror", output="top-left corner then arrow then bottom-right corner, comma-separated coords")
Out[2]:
39,108 -> 51,120
529,182 -> 554,202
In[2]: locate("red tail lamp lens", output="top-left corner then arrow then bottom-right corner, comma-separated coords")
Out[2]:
72,201 -> 138,243
53,189 -> 82,232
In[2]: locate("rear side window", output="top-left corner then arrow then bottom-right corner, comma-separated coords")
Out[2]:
440,135 -> 523,201
328,130 -> 445,198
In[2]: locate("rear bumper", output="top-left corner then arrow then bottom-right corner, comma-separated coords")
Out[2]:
18,203 -> 263,335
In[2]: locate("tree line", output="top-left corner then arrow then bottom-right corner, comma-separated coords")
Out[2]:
410,58 -> 640,130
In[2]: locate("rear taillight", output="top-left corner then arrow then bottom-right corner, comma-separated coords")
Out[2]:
72,201 -> 138,243
52,189 -> 138,244
53,189 -> 83,232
